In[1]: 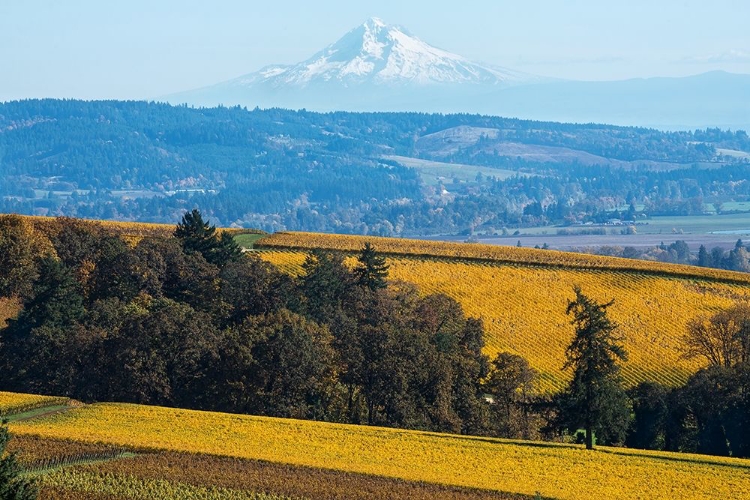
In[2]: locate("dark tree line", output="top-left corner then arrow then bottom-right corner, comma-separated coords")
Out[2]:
0,213 -> 495,433
624,304 -> 750,456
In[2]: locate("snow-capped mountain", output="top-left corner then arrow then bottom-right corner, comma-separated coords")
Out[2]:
164,18 -> 750,131
230,17 -> 534,88
165,17 -> 542,111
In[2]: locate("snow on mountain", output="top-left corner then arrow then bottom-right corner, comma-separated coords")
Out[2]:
226,17 -> 536,89
163,18 -> 749,131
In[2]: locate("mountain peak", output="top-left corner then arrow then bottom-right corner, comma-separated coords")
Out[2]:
363,17 -> 387,29
227,18 -> 534,89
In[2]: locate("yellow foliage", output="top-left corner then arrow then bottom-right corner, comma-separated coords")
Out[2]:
259,250 -> 749,391
0,296 -> 22,328
42,470 -> 290,500
19,215 -> 259,247
11,402 -> 750,500
258,231 -> 750,284
0,392 -> 68,415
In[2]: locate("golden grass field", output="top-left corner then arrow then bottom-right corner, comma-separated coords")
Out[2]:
9,401 -> 750,500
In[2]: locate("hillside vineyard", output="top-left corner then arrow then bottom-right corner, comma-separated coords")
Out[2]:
4,395 -> 748,500
257,232 -> 750,391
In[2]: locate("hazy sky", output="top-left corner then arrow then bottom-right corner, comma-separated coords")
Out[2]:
1,0 -> 748,101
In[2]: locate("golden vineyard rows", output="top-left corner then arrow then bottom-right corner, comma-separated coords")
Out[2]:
19,215 -> 263,246
41,470 -> 291,500
258,249 -> 750,391
10,401 -> 750,500
257,232 -> 750,284
0,391 -> 67,415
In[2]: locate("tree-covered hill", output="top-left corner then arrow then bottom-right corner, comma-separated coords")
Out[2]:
1,99 -> 749,235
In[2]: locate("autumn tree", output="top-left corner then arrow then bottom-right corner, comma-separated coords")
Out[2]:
561,287 -> 629,449
484,352 -> 537,438
300,250 -> 354,324
0,215 -> 54,300
626,381 -> 669,450
219,255 -> 292,326
683,304 -> 750,368
234,309 -> 335,419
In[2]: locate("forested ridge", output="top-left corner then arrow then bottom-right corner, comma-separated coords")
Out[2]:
1,99 -> 749,235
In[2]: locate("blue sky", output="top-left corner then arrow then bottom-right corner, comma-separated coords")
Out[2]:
1,0 -> 748,100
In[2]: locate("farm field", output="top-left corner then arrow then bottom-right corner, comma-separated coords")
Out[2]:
255,232 -> 750,391
255,231 -> 750,282
385,155 -> 522,185
7,399 -> 750,500
481,212 -> 750,251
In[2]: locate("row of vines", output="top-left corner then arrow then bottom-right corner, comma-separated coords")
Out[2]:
21,215 -> 263,246
257,232 -> 750,285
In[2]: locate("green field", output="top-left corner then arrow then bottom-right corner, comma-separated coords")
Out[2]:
507,213 -> 750,239
385,155 -> 522,186
642,213 -> 750,234
233,233 -> 267,248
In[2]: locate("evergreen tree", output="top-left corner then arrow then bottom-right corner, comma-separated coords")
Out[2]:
212,232 -> 243,267
301,250 -> 354,324
0,422 -> 37,500
561,287 -> 629,449
354,243 -> 389,291
174,209 -> 240,267
175,208 -> 218,255
625,203 -> 636,221
697,245 -> 712,267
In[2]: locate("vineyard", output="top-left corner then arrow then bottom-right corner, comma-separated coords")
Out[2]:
0,391 -> 69,416
19,215 -> 264,246
255,232 -> 750,391
257,232 -> 750,284
6,399 -> 749,500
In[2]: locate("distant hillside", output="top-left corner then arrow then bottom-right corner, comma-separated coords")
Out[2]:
1,99 -> 749,235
